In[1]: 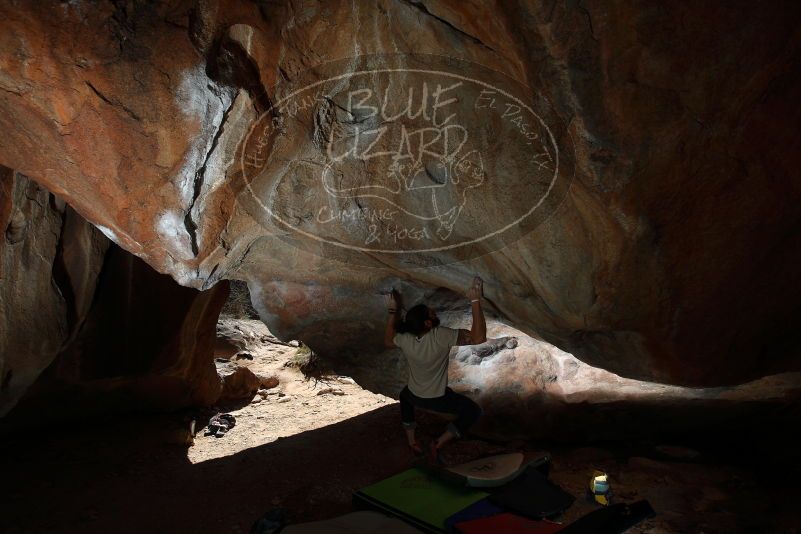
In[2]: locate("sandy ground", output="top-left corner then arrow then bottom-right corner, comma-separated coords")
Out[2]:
1,319 -> 800,533
190,326 -> 397,464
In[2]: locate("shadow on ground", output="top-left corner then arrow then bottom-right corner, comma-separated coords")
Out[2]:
2,401 -> 801,533
1,405 -> 408,533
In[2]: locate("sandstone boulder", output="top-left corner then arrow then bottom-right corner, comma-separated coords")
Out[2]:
258,374 -> 280,390
215,360 -> 261,405
1,1 -> 800,390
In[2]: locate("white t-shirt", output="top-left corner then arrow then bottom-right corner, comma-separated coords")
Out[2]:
393,326 -> 459,398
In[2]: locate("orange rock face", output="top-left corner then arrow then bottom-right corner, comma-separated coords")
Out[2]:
1,0 -> 801,392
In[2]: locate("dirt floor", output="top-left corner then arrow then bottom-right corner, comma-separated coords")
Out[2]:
2,323 -> 800,533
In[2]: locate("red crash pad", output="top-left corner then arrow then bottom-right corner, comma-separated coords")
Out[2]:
454,513 -> 563,534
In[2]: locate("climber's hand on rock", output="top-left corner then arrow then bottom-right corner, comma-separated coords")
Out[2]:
386,289 -> 400,312
466,277 -> 483,301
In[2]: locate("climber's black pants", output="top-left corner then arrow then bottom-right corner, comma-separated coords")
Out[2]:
399,386 -> 482,438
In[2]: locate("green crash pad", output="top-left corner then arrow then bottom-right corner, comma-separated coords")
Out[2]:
353,468 -> 489,533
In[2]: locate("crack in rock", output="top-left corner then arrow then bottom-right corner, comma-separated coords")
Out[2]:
84,81 -> 141,121
183,91 -> 236,257
402,0 -> 496,53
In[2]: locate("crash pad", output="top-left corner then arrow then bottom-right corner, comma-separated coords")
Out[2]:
443,498 -> 505,532
558,500 -> 655,533
453,513 -> 564,534
488,465 -> 575,519
282,510 -> 424,533
353,468 -> 489,533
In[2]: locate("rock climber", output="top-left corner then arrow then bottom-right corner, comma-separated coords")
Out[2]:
383,277 -> 486,462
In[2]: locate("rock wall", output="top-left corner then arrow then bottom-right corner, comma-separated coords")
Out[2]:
0,165 -> 109,416
1,1 -> 800,389
1,165 -> 229,419
10,248 -> 230,422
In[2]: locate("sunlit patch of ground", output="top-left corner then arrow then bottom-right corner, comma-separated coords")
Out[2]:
189,321 -> 396,463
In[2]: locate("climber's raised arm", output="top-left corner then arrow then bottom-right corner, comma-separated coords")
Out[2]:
456,277 -> 486,346
384,290 -> 401,348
